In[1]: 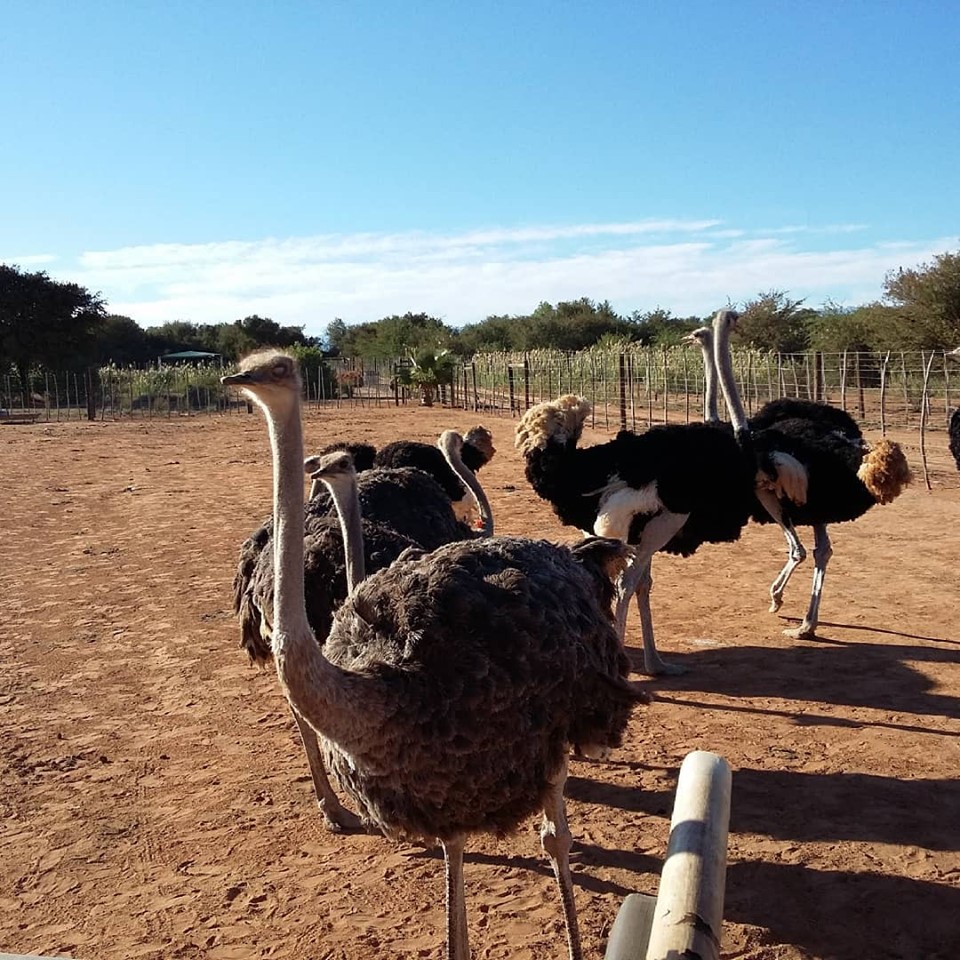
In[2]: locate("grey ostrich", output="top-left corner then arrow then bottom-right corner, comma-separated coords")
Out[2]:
221,350 -> 645,960
233,434 -> 492,831
712,309 -> 912,638
682,326 -> 721,423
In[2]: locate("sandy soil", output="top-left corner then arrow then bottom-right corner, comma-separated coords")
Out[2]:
2,404 -> 958,960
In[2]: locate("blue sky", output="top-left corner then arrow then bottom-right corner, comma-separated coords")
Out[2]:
3,0 -> 958,335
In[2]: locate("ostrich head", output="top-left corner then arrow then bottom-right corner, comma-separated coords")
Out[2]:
304,449 -> 356,484
712,309 -> 740,337
515,394 -> 592,457
463,425 -> 496,465
437,428 -> 464,458
221,350 -> 301,413
681,326 -> 713,348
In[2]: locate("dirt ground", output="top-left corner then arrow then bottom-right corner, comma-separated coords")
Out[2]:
2,404 -> 958,960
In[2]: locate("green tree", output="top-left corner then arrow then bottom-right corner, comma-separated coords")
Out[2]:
324,318 -> 348,355
0,264 -> 107,381
94,314 -> 151,365
626,308 -> 701,345
457,314 -> 521,353
882,250 -> 960,348
736,290 -> 815,353
395,347 -> 456,406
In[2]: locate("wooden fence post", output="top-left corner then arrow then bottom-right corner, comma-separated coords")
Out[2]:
618,354 -> 627,430
879,351 -> 890,436
918,350 -> 936,490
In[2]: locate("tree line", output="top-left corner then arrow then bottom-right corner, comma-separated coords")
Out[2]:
3,250 -> 960,382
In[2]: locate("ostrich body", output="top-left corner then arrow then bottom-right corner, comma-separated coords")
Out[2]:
373,425 -> 496,526
313,440 -> 377,473
232,437 -> 490,831
711,310 -> 911,638
516,394 -> 754,674
222,350 -> 644,960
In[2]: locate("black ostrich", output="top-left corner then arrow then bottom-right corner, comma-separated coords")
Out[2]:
711,309 -> 912,638
373,425 -> 496,527
685,323 -> 873,611
515,391 -> 755,675
232,433 -> 492,831
222,350 -> 645,960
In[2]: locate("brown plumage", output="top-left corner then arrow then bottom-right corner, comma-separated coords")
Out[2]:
222,350 -> 647,960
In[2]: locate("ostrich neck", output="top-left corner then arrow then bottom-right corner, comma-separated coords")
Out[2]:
269,403 -> 308,636
327,475 -> 366,593
699,338 -> 719,423
442,441 -> 494,535
713,318 -> 749,434
265,397 -> 376,752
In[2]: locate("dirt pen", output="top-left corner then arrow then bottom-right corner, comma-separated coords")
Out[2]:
1,402 -> 958,959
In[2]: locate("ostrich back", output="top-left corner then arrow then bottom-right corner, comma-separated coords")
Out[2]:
749,398 -> 863,441
237,516 -> 419,663
750,419 -> 876,526
523,423 -> 754,557
314,440 -> 378,473
373,440 -> 467,503
234,468 -> 473,660
950,408 -> 960,471
309,467 -> 474,550
321,536 -> 640,842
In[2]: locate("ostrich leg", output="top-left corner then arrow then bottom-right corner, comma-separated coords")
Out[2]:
754,488 -> 807,612
783,523 -> 832,640
442,834 -> 470,960
289,706 -> 363,832
612,510 -> 690,675
540,757 -> 582,960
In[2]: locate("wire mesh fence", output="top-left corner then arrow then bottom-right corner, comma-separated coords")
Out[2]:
2,348 -> 958,482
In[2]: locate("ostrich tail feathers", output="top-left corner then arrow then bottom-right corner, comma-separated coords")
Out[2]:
238,592 -> 274,663
514,394 -> 591,457
858,438 -> 912,504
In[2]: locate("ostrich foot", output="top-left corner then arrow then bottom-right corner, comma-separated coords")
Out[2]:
769,595 -> 784,613
318,803 -> 366,834
641,657 -> 687,677
783,623 -> 817,641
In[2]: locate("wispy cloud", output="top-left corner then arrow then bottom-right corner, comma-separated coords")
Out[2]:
1,253 -> 59,267
48,220 -> 956,332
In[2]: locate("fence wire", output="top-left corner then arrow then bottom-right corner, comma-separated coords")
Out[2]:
3,349 -> 958,483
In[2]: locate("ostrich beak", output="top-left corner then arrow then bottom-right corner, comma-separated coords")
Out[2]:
220,371 -> 253,386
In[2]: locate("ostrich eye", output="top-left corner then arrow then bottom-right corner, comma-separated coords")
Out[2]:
273,362 -> 288,378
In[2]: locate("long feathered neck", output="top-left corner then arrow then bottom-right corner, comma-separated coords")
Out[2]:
712,314 -> 750,436
261,398 -> 379,752
697,334 -> 720,423
267,398 -> 310,637
325,473 -> 366,592
440,435 -> 494,535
